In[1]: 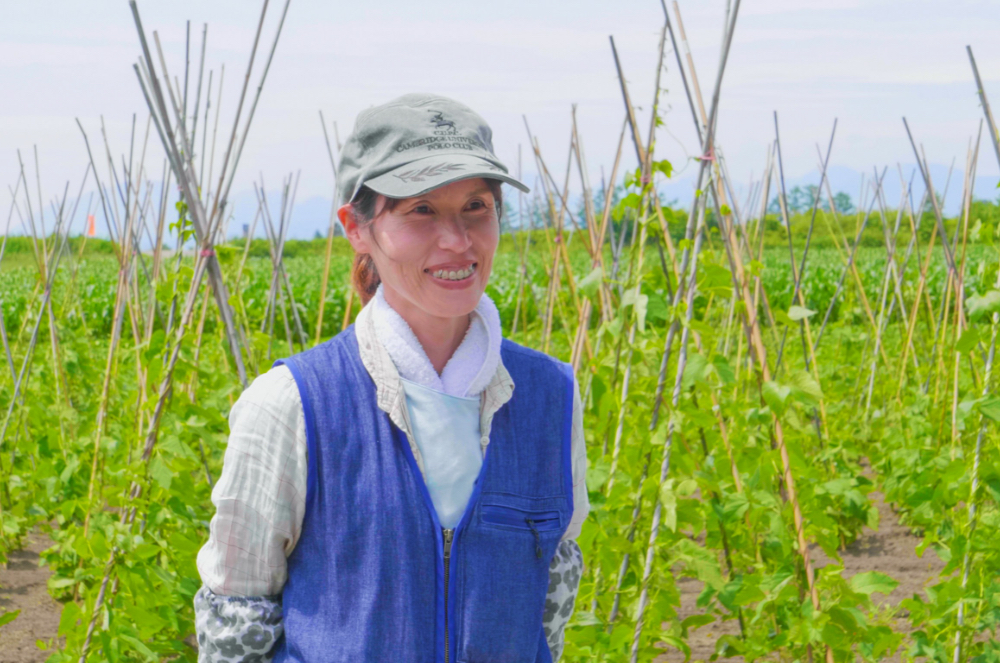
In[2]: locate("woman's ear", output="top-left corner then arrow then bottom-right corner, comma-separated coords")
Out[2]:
339,204 -> 373,254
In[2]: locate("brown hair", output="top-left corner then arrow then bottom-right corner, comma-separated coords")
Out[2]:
349,179 -> 504,305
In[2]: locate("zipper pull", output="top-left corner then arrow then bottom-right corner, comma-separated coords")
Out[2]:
443,528 -> 454,559
524,519 -> 543,559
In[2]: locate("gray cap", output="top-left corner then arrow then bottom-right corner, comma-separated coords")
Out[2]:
336,93 -> 529,206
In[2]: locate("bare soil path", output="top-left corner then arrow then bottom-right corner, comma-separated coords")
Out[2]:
0,528 -> 62,663
658,490 -> 945,662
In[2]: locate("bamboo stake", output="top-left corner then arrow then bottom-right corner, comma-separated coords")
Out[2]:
129,0 -> 286,389
316,110 -> 341,344
863,174 -> 908,414
82,185 -> 135,537
631,4 -> 760,660
773,118 -> 837,373
953,49 -> 1000,661
812,170 -> 894,354
78,246 -> 213,661
0,187 -> 77,464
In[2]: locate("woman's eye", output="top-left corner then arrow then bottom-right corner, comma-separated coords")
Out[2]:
412,205 -> 433,214
466,200 -> 487,211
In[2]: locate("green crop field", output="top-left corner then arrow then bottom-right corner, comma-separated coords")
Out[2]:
3,193 -> 1000,662
3,2 -> 1000,662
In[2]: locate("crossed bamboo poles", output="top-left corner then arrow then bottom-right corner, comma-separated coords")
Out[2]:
72,1 -> 294,658
514,6 -> 1000,663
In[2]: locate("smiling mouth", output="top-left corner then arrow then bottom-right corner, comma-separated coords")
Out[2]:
426,263 -> 477,281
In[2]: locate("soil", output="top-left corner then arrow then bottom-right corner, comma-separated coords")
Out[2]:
657,490 -> 947,662
0,529 -> 63,663
0,493 -> 945,662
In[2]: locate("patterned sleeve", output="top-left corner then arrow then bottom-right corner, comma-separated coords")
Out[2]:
546,374 -> 588,659
543,539 -> 584,661
195,585 -> 283,662
194,365 -> 307,660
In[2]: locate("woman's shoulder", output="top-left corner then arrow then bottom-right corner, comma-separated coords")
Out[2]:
289,325 -> 360,361
232,364 -> 302,422
499,338 -> 574,382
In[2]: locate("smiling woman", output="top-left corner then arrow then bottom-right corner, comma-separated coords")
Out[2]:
342,178 -> 504,371
194,93 -> 589,663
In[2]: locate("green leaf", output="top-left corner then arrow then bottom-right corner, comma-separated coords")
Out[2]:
585,459 -> 610,492
682,353 -> 710,389
712,354 -> 736,385
956,327 -> 980,353
850,571 -> 899,596
623,289 -> 648,333
0,610 -> 20,628
57,601 -> 82,637
149,456 -> 173,491
979,397 -> 1000,423
733,584 -> 765,606
120,634 -> 158,662
577,266 -> 604,298
651,158 -> 674,180
773,309 -> 794,327
967,290 -> 1000,321
659,480 -> 678,532
762,381 -> 791,415
677,479 -> 698,497
787,370 -> 823,404
159,435 -> 198,463
787,305 -> 817,321
681,613 -> 715,632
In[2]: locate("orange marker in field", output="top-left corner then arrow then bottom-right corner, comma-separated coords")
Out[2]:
87,215 -> 96,237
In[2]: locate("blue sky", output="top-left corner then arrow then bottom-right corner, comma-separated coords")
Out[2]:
2,0 -> 1000,238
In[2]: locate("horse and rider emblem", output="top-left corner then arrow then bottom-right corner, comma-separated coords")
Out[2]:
428,110 -> 456,132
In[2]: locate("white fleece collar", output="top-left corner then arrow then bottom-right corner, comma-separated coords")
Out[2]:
370,284 -> 502,398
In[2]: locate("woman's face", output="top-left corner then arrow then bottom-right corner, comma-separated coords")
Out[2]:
341,177 -> 500,322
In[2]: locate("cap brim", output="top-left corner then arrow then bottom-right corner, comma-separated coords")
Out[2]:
364,154 -> 530,199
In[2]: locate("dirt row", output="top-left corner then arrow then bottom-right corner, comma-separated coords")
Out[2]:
0,530 -> 62,662
660,491 -> 945,662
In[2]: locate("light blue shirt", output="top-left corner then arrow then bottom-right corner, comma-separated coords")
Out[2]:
399,377 -> 483,528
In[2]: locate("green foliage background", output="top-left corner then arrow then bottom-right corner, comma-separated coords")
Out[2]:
2,193 -> 1000,661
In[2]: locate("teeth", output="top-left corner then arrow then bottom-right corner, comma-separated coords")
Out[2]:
431,265 -> 476,281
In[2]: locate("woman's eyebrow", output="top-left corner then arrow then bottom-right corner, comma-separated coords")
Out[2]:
401,198 -> 431,208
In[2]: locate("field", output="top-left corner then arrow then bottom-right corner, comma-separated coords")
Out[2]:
2,1 -> 1000,660
2,191 -> 1000,662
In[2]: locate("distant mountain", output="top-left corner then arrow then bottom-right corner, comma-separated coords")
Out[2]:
9,164 -> 994,245
227,191 -> 336,241
655,164 -> 999,219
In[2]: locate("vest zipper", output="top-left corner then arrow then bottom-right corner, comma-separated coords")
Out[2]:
443,527 -> 454,663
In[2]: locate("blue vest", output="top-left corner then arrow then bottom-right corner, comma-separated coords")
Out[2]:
271,326 -> 575,663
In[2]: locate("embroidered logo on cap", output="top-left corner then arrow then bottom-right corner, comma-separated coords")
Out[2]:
428,110 -> 457,134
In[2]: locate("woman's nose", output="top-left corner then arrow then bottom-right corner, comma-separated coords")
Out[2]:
437,216 -> 473,252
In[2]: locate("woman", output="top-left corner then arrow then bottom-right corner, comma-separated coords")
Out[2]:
194,93 -> 589,662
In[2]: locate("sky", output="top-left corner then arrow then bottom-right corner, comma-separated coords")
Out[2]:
2,0 -> 1000,239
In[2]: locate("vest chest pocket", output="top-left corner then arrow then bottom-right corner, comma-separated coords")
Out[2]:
480,503 -> 563,560
480,504 -> 561,531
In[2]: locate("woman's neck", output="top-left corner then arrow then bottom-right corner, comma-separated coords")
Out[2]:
381,285 -> 470,374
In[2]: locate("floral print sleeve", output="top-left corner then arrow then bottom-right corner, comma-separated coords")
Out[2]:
194,585 -> 284,662
544,539 -> 584,662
